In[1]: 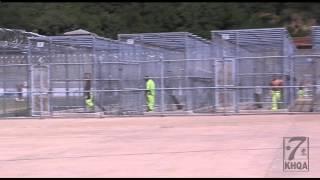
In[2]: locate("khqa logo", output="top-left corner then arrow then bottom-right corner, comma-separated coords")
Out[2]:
283,137 -> 309,172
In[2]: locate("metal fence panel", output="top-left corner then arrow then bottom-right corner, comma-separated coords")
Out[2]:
211,28 -> 296,112
2,27 -> 320,117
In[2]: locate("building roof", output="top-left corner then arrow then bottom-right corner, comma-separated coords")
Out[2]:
63,29 -> 96,36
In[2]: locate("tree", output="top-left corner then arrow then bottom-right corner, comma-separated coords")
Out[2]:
0,2 -> 318,38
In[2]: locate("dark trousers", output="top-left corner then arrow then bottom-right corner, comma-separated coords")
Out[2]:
254,93 -> 262,108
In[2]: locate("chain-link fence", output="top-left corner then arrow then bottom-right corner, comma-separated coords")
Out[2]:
28,34 -> 148,116
211,28 -> 296,113
0,28 -> 41,117
118,32 -> 214,113
1,27 -> 320,118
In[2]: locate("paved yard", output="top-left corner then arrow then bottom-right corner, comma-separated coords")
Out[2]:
0,114 -> 319,177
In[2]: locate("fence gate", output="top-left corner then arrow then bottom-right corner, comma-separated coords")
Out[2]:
215,58 -> 236,112
31,65 -> 50,116
120,63 -> 143,115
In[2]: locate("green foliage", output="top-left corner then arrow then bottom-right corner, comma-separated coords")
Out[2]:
0,2 -> 319,39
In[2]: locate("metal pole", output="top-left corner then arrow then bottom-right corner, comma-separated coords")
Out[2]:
160,50 -> 165,113
214,35 -> 222,112
289,43 -> 295,106
235,31 -> 240,113
78,50 -> 82,108
138,48 -> 143,114
65,49 -> 70,109
312,59 -> 317,104
27,38 -> 32,116
92,36 -> 97,112
2,53 -> 6,115
283,29 -> 291,109
48,37 -> 53,115
211,34 -> 216,112
184,33 -> 193,111
118,42 -> 124,115
222,37 -> 226,113
40,65 -> 43,117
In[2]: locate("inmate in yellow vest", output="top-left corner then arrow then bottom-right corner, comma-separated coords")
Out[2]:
146,79 -> 156,96
146,79 -> 156,111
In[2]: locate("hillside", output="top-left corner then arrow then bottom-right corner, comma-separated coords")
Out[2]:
0,3 -> 319,39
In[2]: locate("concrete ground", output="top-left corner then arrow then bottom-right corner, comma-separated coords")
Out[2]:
0,114 -> 319,178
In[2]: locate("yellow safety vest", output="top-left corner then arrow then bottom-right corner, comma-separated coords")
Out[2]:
146,79 -> 156,96
85,93 -> 94,107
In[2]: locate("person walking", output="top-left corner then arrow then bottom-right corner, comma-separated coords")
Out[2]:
145,76 -> 156,112
270,76 -> 283,111
297,84 -> 305,99
84,73 -> 94,111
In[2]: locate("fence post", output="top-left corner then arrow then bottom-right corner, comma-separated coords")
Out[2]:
48,37 -> 53,116
184,33 -> 193,112
92,36 -> 96,113
27,38 -> 32,116
160,52 -> 165,113
235,31 -> 240,113
2,50 -> 7,115
118,42 -> 124,115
